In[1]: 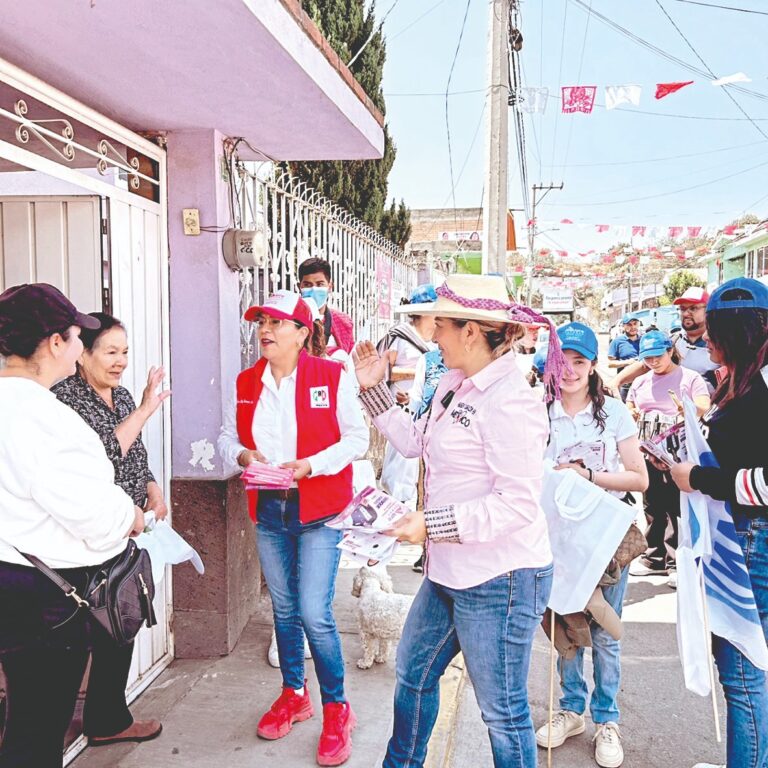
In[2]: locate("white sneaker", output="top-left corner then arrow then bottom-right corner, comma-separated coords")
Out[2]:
267,630 -> 312,668
268,630 -> 280,668
535,710 -> 585,748
593,722 -> 623,768
667,571 -> 678,590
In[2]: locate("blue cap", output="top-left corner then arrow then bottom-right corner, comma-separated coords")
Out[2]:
533,349 -> 547,375
557,322 -> 599,361
621,313 -> 637,324
707,277 -> 768,312
408,283 -> 438,305
638,330 -> 673,359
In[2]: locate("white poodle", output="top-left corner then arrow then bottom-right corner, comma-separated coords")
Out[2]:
351,565 -> 413,669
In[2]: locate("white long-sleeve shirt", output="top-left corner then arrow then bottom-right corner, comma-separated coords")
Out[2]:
0,377 -> 135,568
218,363 -> 369,477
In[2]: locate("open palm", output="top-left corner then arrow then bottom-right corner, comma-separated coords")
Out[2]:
352,341 -> 392,389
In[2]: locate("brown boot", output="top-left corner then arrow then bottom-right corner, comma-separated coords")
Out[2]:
88,719 -> 163,746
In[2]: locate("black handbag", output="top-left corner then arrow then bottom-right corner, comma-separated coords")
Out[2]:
17,539 -> 157,646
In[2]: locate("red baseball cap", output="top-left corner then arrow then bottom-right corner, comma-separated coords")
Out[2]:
673,287 -> 709,305
243,290 -> 313,329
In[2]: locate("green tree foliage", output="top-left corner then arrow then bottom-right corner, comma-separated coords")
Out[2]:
290,0 -> 410,241
664,270 -> 706,304
380,198 -> 412,248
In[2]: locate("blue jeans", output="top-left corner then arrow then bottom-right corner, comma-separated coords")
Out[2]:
256,497 -> 345,704
712,514 -> 768,768
559,566 -> 630,723
383,564 -> 553,768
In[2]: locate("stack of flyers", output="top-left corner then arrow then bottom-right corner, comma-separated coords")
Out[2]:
556,441 -> 606,472
640,422 -> 687,468
241,461 -> 295,491
326,486 -> 409,566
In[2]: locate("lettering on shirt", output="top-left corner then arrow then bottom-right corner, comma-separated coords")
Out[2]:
449,400 -> 476,428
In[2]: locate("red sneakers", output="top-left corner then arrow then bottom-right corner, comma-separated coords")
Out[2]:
256,685 -> 314,740
316,702 -> 357,766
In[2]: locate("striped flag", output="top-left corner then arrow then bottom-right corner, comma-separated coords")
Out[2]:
677,400 -> 768,695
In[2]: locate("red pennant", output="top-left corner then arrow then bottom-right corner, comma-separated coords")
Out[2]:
668,226 -> 683,239
687,226 -> 702,238
561,86 -> 597,114
632,225 -> 646,237
655,81 -> 694,99
628,254 -> 639,265
557,250 -> 568,258
539,248 -> 551,256
560,218 -> 574,224
723,225 -> 738,235
527,218 -> 536,228
595,224 -> 610,233
579,252 -> 588,257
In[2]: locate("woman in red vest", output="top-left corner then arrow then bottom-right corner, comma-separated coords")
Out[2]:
218,290 -> 368,767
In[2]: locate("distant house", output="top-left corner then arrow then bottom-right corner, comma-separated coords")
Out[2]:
706,221 -> 768,289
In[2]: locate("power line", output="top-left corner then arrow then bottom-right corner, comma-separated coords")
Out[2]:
543,155 -> 768,206
348,0 -> 402,67
653,0 -> 768,140
674,0 -> 768,14
568,0 -> 768,102
387,0 -> 452,41
445,0 -> 474,234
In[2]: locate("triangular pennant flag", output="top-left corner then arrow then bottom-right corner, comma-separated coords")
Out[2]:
723,225 -> 738,235
560,218 -> 574,224
632,225 -> 647,237
557,250 -> 568,258
687,226 -> 702,238
604,84 -> 642,110
517,87 -> 549,114
711,72 -> 751,87
595,224 -> 610,233
669,226 -> 684,239
562,86 -> 597,114
655,81 -> 694,99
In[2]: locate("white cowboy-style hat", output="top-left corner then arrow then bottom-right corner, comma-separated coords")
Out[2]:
407,274 -> 516,324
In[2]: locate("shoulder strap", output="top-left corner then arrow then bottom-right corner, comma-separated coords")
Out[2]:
323,307 -> 333,343
13,548 -> 89,607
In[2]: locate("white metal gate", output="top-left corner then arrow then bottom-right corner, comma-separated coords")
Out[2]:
0,56 -> 171,763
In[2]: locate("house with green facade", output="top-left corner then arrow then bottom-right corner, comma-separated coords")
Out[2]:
707,221 -> 768,289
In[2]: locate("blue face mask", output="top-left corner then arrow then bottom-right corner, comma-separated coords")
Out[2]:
301,286 -> 329,309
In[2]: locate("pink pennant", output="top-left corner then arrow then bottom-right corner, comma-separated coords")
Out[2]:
632,225 -> 646,237
561,86 -> 597,114
527,218 -> 536,228
723,225 -> 738,235
560,218 -> 574,225
595,224 -> 610,233
668,226 -> 683,239
557,250 -> 568,258
687,226 -> 702,238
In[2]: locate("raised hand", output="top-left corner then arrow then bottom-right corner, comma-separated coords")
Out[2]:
138,366 -> 171,418
352,341 -> 394,390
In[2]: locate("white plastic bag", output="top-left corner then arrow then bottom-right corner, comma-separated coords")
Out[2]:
134,515 -> 205,585
541,465 -> 636,615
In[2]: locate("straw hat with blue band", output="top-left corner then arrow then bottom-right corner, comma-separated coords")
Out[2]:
393,284 -> 438,315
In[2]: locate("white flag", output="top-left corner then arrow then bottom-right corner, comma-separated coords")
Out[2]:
605,84 -> 642,110
517,87 -> 549,114
711,72 -> 752,86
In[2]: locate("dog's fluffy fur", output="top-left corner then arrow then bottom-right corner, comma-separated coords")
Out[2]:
351,566 -> 413,669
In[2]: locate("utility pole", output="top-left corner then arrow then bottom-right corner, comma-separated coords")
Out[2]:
482,0 -> 510,276
526,182 -> 563,305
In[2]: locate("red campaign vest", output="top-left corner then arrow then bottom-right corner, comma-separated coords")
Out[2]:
329,309 -> 354,354
235,350 -> 353,524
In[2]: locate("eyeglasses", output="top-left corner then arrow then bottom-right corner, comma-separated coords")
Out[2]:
680,305 -> 706,314
254,317 -> 302,330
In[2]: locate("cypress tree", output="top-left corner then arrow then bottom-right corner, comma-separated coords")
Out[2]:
291,0 -> 410,243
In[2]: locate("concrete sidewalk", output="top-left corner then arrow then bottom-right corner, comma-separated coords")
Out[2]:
72,545 -> 462,768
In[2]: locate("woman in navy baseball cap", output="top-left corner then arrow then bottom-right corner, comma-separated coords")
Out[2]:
670,277 -> 768,768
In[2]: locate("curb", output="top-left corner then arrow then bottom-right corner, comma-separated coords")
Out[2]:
424,654 -> 466,768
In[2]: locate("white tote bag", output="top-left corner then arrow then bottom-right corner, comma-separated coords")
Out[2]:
541,465 -> 636,615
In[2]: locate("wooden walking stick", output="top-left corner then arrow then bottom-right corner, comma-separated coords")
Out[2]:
699,567 -> 722,743
548,607 -> 556,768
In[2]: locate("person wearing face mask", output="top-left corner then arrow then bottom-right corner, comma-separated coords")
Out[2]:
626,331 -> 710,582
298,258 -> 355,354
51,313 -> 168,747
0,284 -> 144,768
218,290 -> 368,767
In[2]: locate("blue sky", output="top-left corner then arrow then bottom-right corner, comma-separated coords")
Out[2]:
378,0 -> 768,254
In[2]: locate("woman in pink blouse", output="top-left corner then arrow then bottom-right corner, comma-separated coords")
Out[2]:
354,274 -> 564,768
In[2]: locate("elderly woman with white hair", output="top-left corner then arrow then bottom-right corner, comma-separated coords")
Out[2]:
353,274 -> 565,768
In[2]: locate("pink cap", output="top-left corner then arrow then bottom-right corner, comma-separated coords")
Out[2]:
673,287 -> 709,305
244,290 -> 313,329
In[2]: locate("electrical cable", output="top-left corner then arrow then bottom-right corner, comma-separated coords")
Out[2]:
561,0 -> 592,173
654,0 -> 768,140
348,0 -> 402,67
387,0 -> 452,42
674,0 -> 768,14
444,0 -> 474,235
